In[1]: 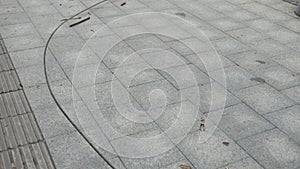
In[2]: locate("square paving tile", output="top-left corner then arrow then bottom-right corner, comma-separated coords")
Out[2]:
237,129 -> 300,169
273,52 -> 300,74
141,49 -> 187,69
119,147 -> 186,169
265,105 -> 300,143
282,85 -> 300,104
215,103 -> 274,140
211,65 -> 260,92
159,64 -> 211,89
250,38 -> 290,57
213,37 -> 250,56
235,84 -> 295,114
178,129 -> 248,168
182,82 -> 241,112
217,157 -> 263,169
47,132 -> 113,169
254,65 -> 300,90
228,50 -> 277,72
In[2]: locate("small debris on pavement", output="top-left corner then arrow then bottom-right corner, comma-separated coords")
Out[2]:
255,60 -> 266,64
250,77 -> 266,83
180,164 -> 192,169
69,17 -> 90,27
223,140 -> 229,146
200,118 -> 205,131
121,2 -> 126,6
225,167 -> 229,169
61,17 -> 82,21
175,12 -> 186,17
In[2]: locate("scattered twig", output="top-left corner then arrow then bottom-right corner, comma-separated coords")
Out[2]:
255,60 -> 266,64
250,77 -> 265,83
69,17 -> 90,27
61,16 -> 82,21
121,2 -> 126,6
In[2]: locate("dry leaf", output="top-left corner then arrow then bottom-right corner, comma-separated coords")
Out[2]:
180,164 -> 192,169
200,123 -> 205,131
223,140 -> 229,146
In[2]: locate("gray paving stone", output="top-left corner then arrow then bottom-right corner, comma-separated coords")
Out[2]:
273,52 -> 300,74
182,82 -> 241,112
227,27 -> 266,44
92,5 -> 125,18
88,103 -> 159,140
241,2 -> 293,22
210,1 -> 240,13
67,63 -> 113,88
213,37 -> 250,56
237,129 -> 300,169
23,84 -> 56,111
48,35 -> 85,69
164,159 -> 193,169
178,129 -> 248,168
0,13 -> 30,26
33,106 -> 76,139
4,34 -> 44,53
228,50 -> 277,72
246,18 -> 281,33
266,27 -> 300,44
215,103 -> 274,140
103,41 -> 141,69
209,18 -> 246,32
92,80 -> 131,109
250,38 -> 291,57
9,47 -> 44,69
0,70 -> 21,93
225,9 -> 261,22
30,14 -> 78,39
159,64 -> 211,89
119,147 -> 186,169
185,52 -> 235,72
211,65 -> 260,92
217,157 -> 264,169
0,22 -> 38,39
129,79 -> 182,110
141,49 -> 187,69
24,4 -> 58,17
113,62 -> 164,87
201,25 -> 228,40
235,84 -> 295,114
254,65 -> 300,90
279,18 -> 300,34
265,105 -> 300,143
125,34 -> 169,51
282,85 -> 300,104
165,40 -> 195,56
47,132 -> 112,169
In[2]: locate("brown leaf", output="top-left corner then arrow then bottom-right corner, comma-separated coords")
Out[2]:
180,164 -> 192,169
223,140 -> 229,146
200,123 -> 205,131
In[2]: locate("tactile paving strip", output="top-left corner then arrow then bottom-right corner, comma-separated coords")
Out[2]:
0,34 -> 56,169
0,70 -> 22,93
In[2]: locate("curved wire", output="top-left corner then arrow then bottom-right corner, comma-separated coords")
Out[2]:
43,1 -> 117,169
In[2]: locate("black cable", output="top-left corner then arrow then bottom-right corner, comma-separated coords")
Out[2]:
43,1 -> 117,169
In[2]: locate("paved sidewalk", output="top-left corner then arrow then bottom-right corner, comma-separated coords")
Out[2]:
0,35 -> 55,168
0,0 -> 300,169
